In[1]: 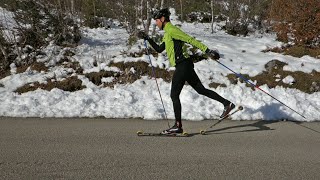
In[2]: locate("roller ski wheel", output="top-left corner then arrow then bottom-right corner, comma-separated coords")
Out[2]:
182,132 -> 189,136
200,105 -> 244,135
200,130 -> 206,135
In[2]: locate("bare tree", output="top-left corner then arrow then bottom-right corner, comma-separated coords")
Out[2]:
0,28 -> 9,70
179,0 -> 183,21
149,1 -> 159,35
269,0 -> 320,46
160,0 -> 165,9
145,1 -> 152,32
140,0 -> 145,29
211,0 -> 214,33
70,0 -> 75,14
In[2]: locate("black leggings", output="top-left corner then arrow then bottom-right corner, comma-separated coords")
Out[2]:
170,60 -> 228,125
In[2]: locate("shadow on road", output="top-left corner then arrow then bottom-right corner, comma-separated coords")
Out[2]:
190,120 -> 277,136
292,121 -> 320,134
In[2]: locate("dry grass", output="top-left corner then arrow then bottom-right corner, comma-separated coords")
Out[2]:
0,61 -> 48,80
81,61 -> 173,88
8,58 -> 320,94
0,70 -> 10,80
105,61 -> 174,87
85,71 -> 115,86
16,62 -> 48,74
62,61 -> 84,74
226,59 -> 320,94
263,45 -> 320,59
209,82 -> 227,88
15,76 -> 85,94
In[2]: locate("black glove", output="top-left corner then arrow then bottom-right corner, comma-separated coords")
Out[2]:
137,31 -> 150,40
206,48 -> 220,60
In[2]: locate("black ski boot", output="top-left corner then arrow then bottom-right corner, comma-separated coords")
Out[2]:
220,102 -> 235,118
161,123 -> 183,134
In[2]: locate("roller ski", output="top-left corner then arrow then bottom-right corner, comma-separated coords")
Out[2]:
137,123 -> 189,137
137,131 -> 189,137
200,105 -> 243,135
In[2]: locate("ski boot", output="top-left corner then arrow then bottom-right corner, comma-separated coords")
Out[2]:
220,102 -> 235,118
161,123 -> 183,135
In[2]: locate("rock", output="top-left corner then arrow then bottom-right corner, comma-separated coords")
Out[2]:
264,59 -> 288,74
310,82 -> 320,93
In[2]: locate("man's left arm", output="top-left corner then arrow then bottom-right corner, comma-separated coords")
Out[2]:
170,27 -> 208,52
171,27 -> 220,59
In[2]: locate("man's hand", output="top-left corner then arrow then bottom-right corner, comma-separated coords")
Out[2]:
137,31 -> 150,40
206,48 -> 220,60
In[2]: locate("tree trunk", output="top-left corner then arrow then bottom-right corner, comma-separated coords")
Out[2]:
141,0 -> 145,30
151,2 -> 159,35
71,0 -> 75,14
145,1 -> 151,33
93,0 -> 96,17
135,0 -> 139,34
160,0 -> 164,9
180,0 -> 183,21
211,0 -> 214,33
0,44 -> 8,63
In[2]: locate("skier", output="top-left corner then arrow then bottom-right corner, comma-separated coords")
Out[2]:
137,8 -> 235,134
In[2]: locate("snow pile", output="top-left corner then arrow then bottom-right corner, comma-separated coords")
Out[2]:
0,8 -> 319,121
282,75 -> 295,85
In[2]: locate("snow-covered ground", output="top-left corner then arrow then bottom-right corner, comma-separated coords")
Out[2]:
0,8 -> 319,121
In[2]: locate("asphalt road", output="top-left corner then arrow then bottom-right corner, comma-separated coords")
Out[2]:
0,117 -> 319,179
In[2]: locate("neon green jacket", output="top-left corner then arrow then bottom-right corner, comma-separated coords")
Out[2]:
148,22 -> 208,67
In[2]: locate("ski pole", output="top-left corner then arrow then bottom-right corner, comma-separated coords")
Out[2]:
144,40 -> 170,127
214,59 -> 306,119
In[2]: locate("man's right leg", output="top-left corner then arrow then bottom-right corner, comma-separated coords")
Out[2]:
161,69 -> 185,134
170,70 -> 185,127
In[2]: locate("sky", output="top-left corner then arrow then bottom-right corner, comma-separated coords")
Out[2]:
0,8 -> 319,121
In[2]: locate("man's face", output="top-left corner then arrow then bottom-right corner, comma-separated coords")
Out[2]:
155,16 -> 165,29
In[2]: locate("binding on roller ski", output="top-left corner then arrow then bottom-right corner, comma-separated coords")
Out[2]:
137,131 -> 190,137
137,118 -> 190,137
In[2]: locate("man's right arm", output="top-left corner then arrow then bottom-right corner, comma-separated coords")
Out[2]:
147,39 -> 165,53
137,31 -> 165,53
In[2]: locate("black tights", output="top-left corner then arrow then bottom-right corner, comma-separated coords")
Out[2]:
170,60 -> 228,127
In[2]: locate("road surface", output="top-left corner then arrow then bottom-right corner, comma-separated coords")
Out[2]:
0,117 -> 319,179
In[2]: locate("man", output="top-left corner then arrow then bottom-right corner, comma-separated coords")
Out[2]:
138,8 -> 235,134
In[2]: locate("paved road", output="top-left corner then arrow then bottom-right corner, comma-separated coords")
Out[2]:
0,117 -> 319,179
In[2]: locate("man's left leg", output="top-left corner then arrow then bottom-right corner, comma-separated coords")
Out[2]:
187,68 -> 235,117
